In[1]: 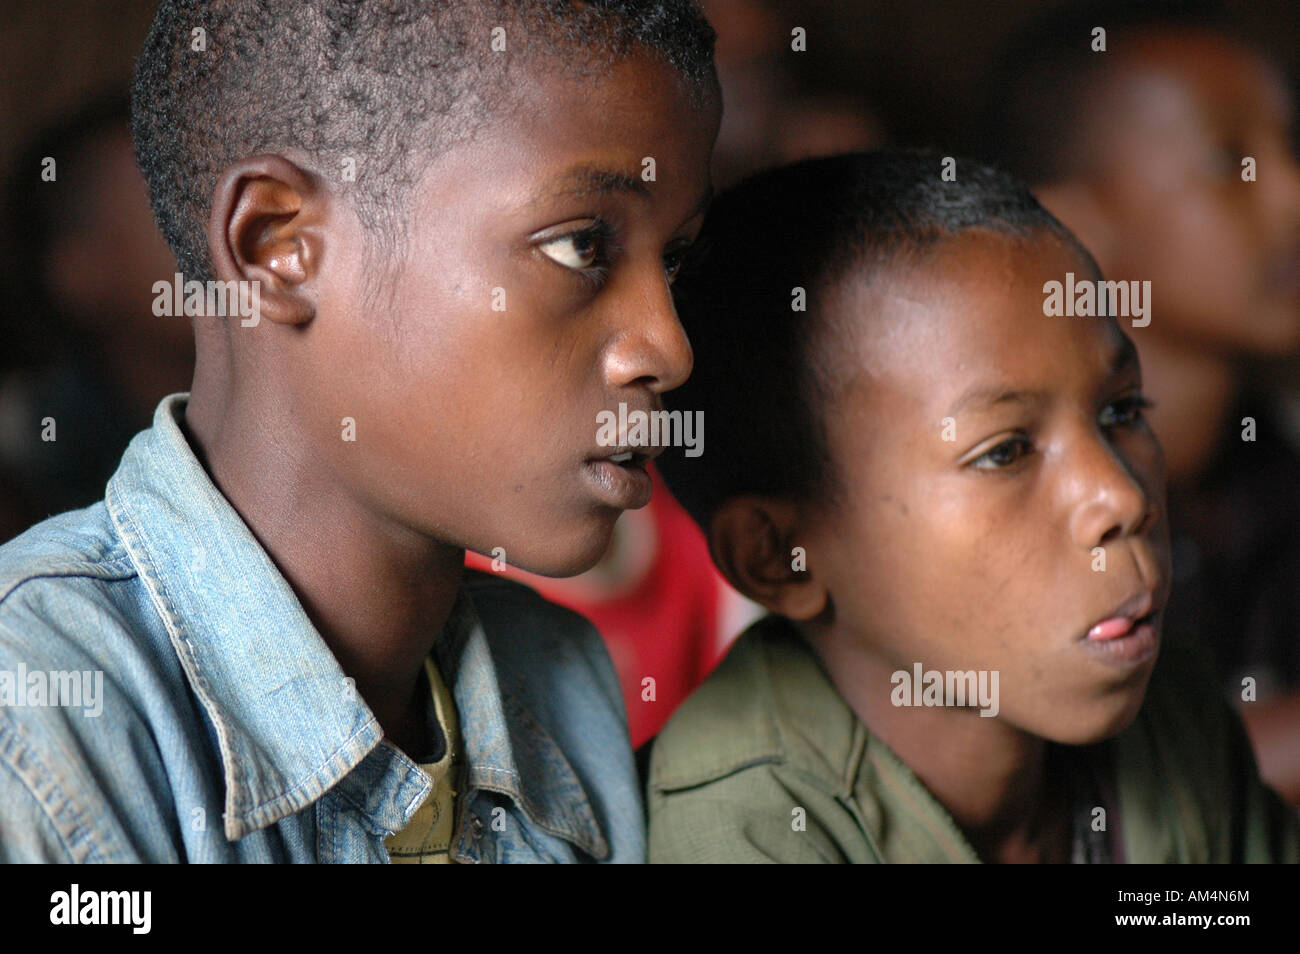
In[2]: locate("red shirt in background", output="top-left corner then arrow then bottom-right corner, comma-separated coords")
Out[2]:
465,464 -> 757,748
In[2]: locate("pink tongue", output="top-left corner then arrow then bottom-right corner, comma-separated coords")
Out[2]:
1088,617 -> 1133,641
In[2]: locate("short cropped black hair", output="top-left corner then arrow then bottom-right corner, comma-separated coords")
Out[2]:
974,0 -> 1231,185
132,0 -> 716,283
657,149 -> 1092,533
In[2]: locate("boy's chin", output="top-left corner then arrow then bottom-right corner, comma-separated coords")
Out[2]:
482,526 -> 617,580
1037,691 -> 1151,747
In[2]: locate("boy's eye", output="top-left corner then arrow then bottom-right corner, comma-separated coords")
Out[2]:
538,225 -> 604,271
1099,394 -> 1153,429
663,247 -> 688,284
971,435 -> 1034,471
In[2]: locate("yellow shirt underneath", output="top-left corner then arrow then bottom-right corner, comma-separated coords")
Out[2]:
385,657 -> 461,864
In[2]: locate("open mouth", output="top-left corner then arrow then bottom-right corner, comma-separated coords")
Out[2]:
582,448 -> 655,511
1080,590 -> 1161,666
607,450 -> 649,466
1086,608 -> 1156,642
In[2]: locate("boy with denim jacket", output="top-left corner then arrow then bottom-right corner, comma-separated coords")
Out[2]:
0,0 -> 720,863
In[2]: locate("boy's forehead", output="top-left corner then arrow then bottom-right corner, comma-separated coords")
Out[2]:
410,53 -> 719,207
824,233 -> 1113,413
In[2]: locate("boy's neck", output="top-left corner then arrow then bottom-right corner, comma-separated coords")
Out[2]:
183,381 -> 465,759
1133,331 -> 1239,487
806,630 -> 1072,863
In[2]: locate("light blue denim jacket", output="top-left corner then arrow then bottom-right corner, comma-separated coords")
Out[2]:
0,394 -> 645,863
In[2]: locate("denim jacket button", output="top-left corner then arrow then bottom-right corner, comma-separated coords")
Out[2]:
470,815 -> 484,839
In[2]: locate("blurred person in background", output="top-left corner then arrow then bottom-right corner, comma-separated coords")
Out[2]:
978,2 -> 1300,803
1,95 -> 193,539
702,0 -> 884,187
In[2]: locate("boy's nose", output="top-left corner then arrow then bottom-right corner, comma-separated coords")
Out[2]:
1067,441 -> 1155,551
604,267 -> 694,395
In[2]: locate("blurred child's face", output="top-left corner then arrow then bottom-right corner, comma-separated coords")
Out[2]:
306,54 -> 719,576
809,232 -> 1171,744
1088,30 -> 1300,352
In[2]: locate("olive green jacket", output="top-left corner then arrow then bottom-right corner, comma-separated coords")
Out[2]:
647,615 -> 1299,863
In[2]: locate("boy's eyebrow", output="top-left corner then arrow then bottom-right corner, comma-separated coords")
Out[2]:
547,165 -> 652,202
946,386 -> 1048,418
945,336 -> 1141,418
540,166 -> 714,218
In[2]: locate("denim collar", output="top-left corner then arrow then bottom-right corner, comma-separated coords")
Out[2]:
105,394 -> 605,856
436,586 -> 609,859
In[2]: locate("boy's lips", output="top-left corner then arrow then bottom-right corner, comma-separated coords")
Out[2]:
1078,589 -> 1160,667
581,445 -> 660,511
589,445 -> 663,465
1084,590 -> 1154,640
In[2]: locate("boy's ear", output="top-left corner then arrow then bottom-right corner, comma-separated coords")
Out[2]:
1035,180 -> 1119,271
707,496 -> 828,621
207,154 -> 325,326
